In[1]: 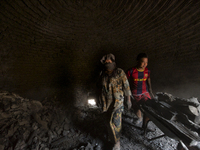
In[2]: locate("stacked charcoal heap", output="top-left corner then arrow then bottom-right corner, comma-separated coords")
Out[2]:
0,91 -> 103,150
155,92 -> 200,126
143,92 -> 200,149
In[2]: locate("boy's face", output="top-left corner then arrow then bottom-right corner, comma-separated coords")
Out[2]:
137,57 -> 148,70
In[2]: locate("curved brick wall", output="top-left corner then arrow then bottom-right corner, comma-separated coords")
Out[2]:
0,0 -> 200,106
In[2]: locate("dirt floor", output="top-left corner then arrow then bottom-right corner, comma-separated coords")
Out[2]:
71,107 -> 179,150
121,116 -> 178,150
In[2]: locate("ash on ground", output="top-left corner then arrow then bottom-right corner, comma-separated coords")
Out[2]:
2,91 -> 200,150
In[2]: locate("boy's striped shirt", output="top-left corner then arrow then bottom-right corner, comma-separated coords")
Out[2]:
126,67 -> 150,95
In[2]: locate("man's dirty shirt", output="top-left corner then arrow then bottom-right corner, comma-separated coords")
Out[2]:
100,68 -> 132,111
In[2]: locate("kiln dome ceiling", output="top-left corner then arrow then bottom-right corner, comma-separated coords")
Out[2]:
0,0 -> 200,103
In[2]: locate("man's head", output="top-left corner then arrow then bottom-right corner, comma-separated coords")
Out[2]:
100,53 -> 115,64
100,53 -> 116,71
136,53 -> 148,70
105,59 -> 112,64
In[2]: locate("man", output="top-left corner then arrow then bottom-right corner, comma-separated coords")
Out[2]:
126,53 -> 154,129
97,53 -> 131,150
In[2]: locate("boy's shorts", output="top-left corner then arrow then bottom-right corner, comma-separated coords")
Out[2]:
132,92 -> 151,110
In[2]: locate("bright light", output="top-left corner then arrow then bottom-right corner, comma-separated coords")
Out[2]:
88,99 -> 96,106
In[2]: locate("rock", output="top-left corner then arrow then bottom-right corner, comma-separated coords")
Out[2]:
63,123 -> 70,130
78,146 -> 85,150
0,91 -> 9,96
40,143 -> 45,148
7,146 -> 13,150
62,130 -> 68,136
0,112 -> 11,119
21,102 -> 28,111
0,102 -> 4,111
42,137 -> 48,142
4,104 -> 10,111
19,119 -> 29,126
32,113 -> 48,130
32,122 -> 38,130
51,130 -> 58,139
188,97 -> 199,106
56,128 -> 63,135
23,130 -> 31,141
51,148 -> 59,150
189,105 -> 199,116
50,121 -> 57,130
94,145 -> 101,150
11,104 -> 18,109
26,130 -> 38,146
65,117 -> 69,122
13,111 -> 21,116
0,145 -> 4,150
195,115 -> 200,125
33,136 -> 38,143
85,142 -> 93,150
7,124 -> 18,137
28,100 -> 43,113
14,140 -> 26,150
156,92 -> 174,102
51,136 -> 69,146
2,95 -> 15,102
47,130 -> 53,144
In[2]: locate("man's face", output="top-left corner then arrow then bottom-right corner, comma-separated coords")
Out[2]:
105,59 -> 112,64
138,57 -> 148,69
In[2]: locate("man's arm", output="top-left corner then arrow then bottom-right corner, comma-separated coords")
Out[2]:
126,69 -> 131,80
122,70 -> 132,110
126,96 -> 132,110
147,77 -> 154,98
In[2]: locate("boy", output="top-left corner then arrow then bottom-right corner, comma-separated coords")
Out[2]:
126,53 -> 154,128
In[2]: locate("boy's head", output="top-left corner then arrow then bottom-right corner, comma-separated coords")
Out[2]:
136,53 -> 148,70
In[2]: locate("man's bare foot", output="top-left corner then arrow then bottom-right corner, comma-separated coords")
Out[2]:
112,141 -> 120,150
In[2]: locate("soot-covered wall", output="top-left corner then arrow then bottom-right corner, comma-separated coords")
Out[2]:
0,0 -> 200,106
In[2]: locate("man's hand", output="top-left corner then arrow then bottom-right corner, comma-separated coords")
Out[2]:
126,96 -> 132,110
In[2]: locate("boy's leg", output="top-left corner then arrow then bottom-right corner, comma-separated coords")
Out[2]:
132,95 -> 143,125
136,109 -> 142,119
142,114 -> 149,129
136,109 -> 143,123
134,94 -> 150,125
141,93 -> 151,130
133,107 -> 143,125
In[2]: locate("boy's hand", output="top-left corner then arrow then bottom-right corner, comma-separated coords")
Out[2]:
149,89 -> 154,98
151,93 -> 155,98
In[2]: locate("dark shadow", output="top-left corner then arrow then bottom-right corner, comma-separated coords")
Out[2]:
70,107 -> 115,150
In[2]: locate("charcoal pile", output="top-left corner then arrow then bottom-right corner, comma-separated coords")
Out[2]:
155,92 -> 200,125
142,92 -> 200,149
0,91 -> 104,150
